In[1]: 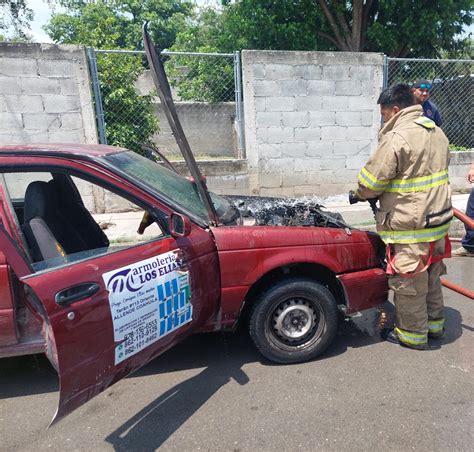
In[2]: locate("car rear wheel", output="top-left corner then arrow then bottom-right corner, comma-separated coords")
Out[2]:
249,278 -> 338,364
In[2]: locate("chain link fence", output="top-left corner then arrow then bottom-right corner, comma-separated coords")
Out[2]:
87,48 -> 244,159
386,57 -> 473,149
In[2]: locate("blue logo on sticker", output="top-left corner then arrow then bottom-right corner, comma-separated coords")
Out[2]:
106,268 -> 144,294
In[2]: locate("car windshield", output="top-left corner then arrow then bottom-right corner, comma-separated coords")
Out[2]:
104,151 -> 240,225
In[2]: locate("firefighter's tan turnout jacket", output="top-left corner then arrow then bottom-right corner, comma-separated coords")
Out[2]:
357,105 -> 452,244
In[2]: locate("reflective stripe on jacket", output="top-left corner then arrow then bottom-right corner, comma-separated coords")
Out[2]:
357,105 -> 452,244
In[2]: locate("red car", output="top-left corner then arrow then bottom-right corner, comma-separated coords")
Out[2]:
0,143 -> 388,420
0,27 -> 388,422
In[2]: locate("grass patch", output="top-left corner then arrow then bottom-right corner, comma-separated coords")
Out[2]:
449,144 -> 473,152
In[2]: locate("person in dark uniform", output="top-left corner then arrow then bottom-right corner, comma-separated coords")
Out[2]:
452,163 -> 474,257
411,79 -> 442,127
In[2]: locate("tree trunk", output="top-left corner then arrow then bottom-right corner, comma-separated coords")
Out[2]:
317,0 -> 373,52
351,0 -> 363,51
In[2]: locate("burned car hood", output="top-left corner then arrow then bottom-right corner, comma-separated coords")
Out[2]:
213,195 -> 386,271
220,195 -> 350,229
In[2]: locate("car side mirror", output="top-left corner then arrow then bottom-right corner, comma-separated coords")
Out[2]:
169,213 -> 191,238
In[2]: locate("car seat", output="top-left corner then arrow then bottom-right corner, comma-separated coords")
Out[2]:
23,179 -> 109,263
50,174 -> 109,251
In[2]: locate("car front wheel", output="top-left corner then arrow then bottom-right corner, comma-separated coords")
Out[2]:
249,278 -> 338,364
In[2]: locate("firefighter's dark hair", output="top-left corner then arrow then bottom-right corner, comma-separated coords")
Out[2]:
377,83 -> 415,109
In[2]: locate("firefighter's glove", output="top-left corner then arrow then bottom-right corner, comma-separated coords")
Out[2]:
348,190 -> 361,205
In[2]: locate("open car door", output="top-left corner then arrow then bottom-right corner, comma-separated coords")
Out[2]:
0,223 -> 218,424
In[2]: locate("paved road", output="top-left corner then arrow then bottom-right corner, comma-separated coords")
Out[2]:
1,258 -> 472,451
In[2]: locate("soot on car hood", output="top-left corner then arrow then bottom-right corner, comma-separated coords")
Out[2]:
221,195 -> 351,229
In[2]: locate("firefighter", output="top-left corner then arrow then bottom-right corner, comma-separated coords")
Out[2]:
353,83 -> 452,350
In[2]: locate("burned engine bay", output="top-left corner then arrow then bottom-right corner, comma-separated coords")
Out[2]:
220,195 -> 351,229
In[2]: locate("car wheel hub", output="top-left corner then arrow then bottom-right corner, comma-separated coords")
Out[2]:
273,299 -> 316,341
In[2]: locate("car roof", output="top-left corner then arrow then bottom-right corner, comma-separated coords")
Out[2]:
0,143 -> 127,158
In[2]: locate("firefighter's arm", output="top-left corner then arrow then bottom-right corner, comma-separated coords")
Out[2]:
354,134 -> 398,200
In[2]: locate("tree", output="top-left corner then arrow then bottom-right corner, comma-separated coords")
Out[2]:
165,9 -> 235,102
173,1 -> 332,53
167,0 -> 472,102
354,0 -> 473,57
46,0 -> 193,50
167,2 -> 331,102
0,0 -> 33,39
44,1 -> 194,153
97,52 -> 159,153
173,0 -> 473,58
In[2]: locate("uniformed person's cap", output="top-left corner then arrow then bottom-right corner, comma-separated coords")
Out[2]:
412,79 -> 432,90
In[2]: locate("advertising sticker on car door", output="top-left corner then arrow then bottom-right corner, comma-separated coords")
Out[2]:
102,250 -> 192,364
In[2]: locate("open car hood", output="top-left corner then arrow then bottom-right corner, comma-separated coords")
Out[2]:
142,23 -> 220,226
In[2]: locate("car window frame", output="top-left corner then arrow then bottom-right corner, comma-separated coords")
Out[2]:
0,151 -> 213,229
0,163 -> 176,278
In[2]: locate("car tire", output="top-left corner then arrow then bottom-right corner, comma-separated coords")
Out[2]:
249,278 -> 338,364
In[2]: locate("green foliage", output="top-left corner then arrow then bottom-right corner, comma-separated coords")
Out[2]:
364,0 -> 473,57
97,53 -> 159,153
173,0 -> 473,57
46,0 -> 192,50
168,2 -> 325,103
164,9 -> 231,102
0,31 -> 33,42
44,1 -> 195,152
166,53 -> 235,103
449,144 -> 472,152
168,0 -> 472,101
172,2 -> 330,53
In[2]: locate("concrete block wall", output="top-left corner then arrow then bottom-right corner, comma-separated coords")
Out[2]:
152,102 -> 237,158
0,43 -> 97,144
172,159 -> 249,196
136,71 -> 237,158
242,50 -> 384,197
449,151 -> 474,193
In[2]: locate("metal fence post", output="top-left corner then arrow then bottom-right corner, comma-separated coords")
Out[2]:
234,51 -> 245,159
86,47 -> 107,144
383,54 -> 389,89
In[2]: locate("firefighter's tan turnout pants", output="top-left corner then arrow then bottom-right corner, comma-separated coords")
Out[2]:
388,238 -> 447,347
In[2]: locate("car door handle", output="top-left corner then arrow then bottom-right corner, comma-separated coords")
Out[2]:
55,283 -> 101,306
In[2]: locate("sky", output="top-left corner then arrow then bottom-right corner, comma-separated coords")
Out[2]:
27,0 -> 474,45
27,0 -> 58,43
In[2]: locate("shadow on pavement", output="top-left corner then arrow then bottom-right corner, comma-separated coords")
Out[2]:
104,300 -> 466,449
0,353 -> 58,399
104,305 -> 397,450
105,332 -> 252,451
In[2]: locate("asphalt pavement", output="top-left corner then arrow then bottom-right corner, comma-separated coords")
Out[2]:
0,256 -> 473,451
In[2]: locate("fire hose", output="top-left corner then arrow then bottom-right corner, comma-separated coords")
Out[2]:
441,207 -> 474,299
348,192 -> 473,299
